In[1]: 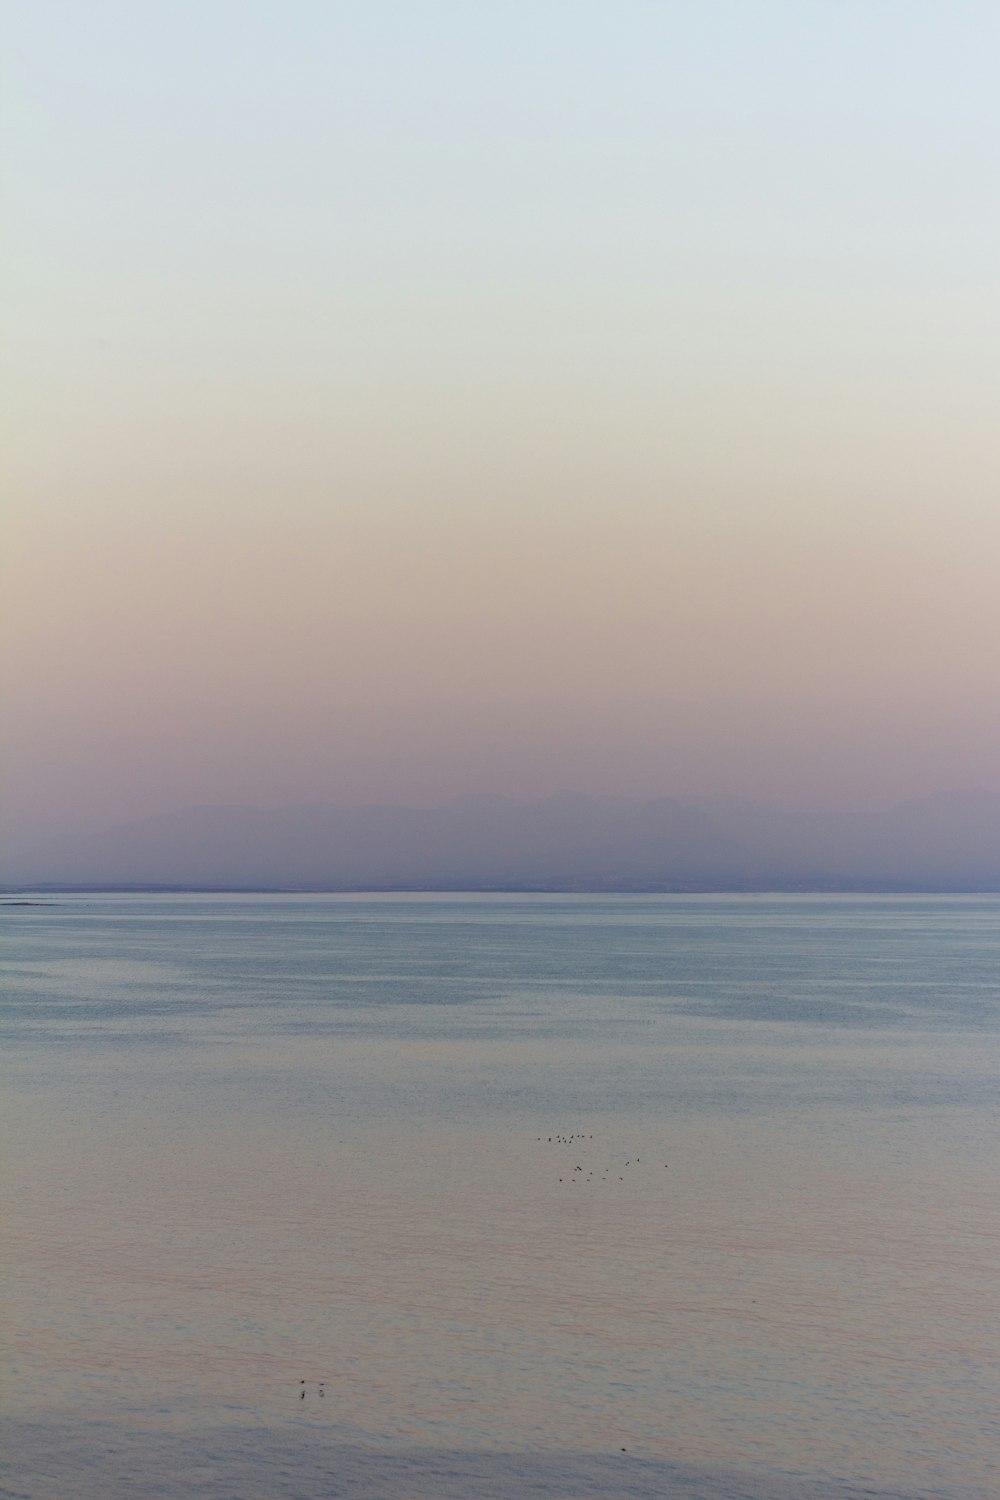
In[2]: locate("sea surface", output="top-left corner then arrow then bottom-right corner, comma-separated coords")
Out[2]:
1,893 -> 998,1499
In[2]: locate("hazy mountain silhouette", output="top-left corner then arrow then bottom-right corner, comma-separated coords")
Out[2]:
6,790 -> 1000,890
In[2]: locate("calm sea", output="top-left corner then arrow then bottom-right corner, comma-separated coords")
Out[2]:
2,893 -> 998,1499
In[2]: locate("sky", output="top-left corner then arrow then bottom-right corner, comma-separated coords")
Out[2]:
4,1 -> 1000,850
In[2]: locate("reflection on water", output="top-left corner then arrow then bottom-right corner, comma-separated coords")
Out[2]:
2,1426 -> 954,1500
2,894 -> 999,1498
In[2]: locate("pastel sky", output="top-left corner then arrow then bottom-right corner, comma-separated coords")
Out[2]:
5,1 -> 999,847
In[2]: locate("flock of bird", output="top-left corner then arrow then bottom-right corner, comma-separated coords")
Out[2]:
537,1132 -> 668,1185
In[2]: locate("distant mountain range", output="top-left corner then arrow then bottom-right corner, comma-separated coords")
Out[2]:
6,790 -> 1000,891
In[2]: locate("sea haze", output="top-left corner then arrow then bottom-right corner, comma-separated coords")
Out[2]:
7,789 -> 1000,891
2,893 -> 998,1500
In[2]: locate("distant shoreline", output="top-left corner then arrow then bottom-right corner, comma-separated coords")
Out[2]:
4,884 -> 1000,897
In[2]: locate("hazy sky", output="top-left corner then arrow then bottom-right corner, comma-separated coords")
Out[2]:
5,1 -> 999,846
